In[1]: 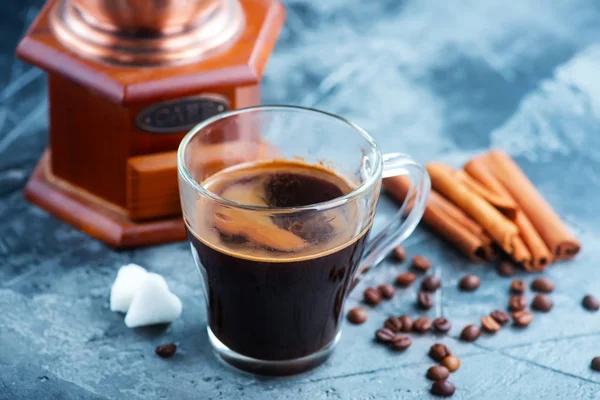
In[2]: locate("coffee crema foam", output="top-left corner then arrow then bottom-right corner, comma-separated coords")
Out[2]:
188,160 -> 370,262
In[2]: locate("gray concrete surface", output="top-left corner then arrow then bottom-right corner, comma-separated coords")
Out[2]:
2,0 -> 600,398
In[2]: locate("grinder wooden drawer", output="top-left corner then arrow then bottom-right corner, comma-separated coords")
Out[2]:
126,141 -> 275,221
127,151 -> 181,221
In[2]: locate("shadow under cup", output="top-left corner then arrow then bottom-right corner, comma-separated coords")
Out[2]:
177,106 -> 427,375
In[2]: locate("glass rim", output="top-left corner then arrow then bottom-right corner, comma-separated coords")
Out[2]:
177,105 -> 383,212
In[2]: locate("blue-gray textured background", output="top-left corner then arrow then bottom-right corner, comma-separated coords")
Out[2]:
1,0 -> 600,398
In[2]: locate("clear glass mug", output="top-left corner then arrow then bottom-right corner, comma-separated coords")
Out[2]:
178,106 -> 430,375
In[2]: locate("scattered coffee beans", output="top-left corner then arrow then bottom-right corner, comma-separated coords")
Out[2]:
378,284 -> 396,299
412,255 -> 431,272
509,295 -> 527,311
427,365 -> 450,381
429,343 -> 452,362
481,316 -> 501,333
413,317 -> 433,333
393,245 -> 407,262
442,355 -> 461,372
497,261 -> 516,277
512,310 -> 533,327
582,295 -> 600,311
347,308 -> 368,324
531,277 -> 554,293
395,272 -> 417,287
364,288 -> 382,306
375,328 -> 396,343
391,335 -> 412,351
433,317 -> 452,333
417,291 -> 434,310
460,325 -> 481,342
422,275 -> 441,292
384,316 -> 403,332
459,274 -> 480,291
591,357 -> 600,371
155,343 -> 177,358
531,294 -> 552,312
431,380 -> 455,397
417,291 -> 433,310
490,310 -> 510,325
399,315 -> 414,332
510,279 -> 526,294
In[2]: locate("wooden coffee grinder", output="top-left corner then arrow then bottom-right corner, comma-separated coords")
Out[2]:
16,0 -> 285,248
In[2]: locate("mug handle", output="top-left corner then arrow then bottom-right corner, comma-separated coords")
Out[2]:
354,152 -> 430,286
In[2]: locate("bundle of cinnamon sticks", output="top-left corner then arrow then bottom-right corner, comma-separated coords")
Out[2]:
384,150 -> 581,271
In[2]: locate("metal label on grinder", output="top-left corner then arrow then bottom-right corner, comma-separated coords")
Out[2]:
136,94 -> 229,134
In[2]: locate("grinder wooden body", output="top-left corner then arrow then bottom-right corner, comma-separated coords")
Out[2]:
16,0 -> 285,248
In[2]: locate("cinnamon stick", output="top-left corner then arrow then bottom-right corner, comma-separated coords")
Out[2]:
429,194 -> 496,262
454,170 -> 518,220
511,236 -> 533,271
426,163 -> 519,254
485,150 -> 580,260
463,157 -> 508,197
402,183 -> 496,259
465,157 -> 553,270
383,176 -> 493,262
432,193 -> 487,238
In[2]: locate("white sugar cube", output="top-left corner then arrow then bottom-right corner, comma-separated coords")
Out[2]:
124,273 -> 183,328
110,263 -> 148,313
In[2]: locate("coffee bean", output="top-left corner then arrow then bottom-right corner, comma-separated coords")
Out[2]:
582,295 -> 600,311
347,308 -> 368,324
591,357 -> 600,371
364,288 -> 382,306
459,274 -> 480,291
391,335 -> 412,351
429,343 -> 452,362
155,343 -> 177,358
378,284 -> 396,299
399,315 -> 413,332
393,245 -> 407,262
512,310 -> 533,327
460,325 -> 481,342
508,295 -> 527,311
384,316 -> 403,332
413,317 -> 432,333
395,272 -> 417,287
412,255 -> 431,272
481,316 -> 501,333
421,275 -> 441,292
431,380 -> 455,397
417,291 -> 434,310
442,355 -> 461,372
427,365 -> 450,381
531,294 -> 553,312
531,277 -> 554,293
497,261 -> 516,277
490,310 -> 510,325
433,317 -> 452,333
510,279 -> 526,294
375,328 -> 396,343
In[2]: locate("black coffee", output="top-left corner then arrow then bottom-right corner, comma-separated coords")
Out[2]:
187,160 -> 371,361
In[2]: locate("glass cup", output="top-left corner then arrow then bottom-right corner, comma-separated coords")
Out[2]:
178,106 -> 430,375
